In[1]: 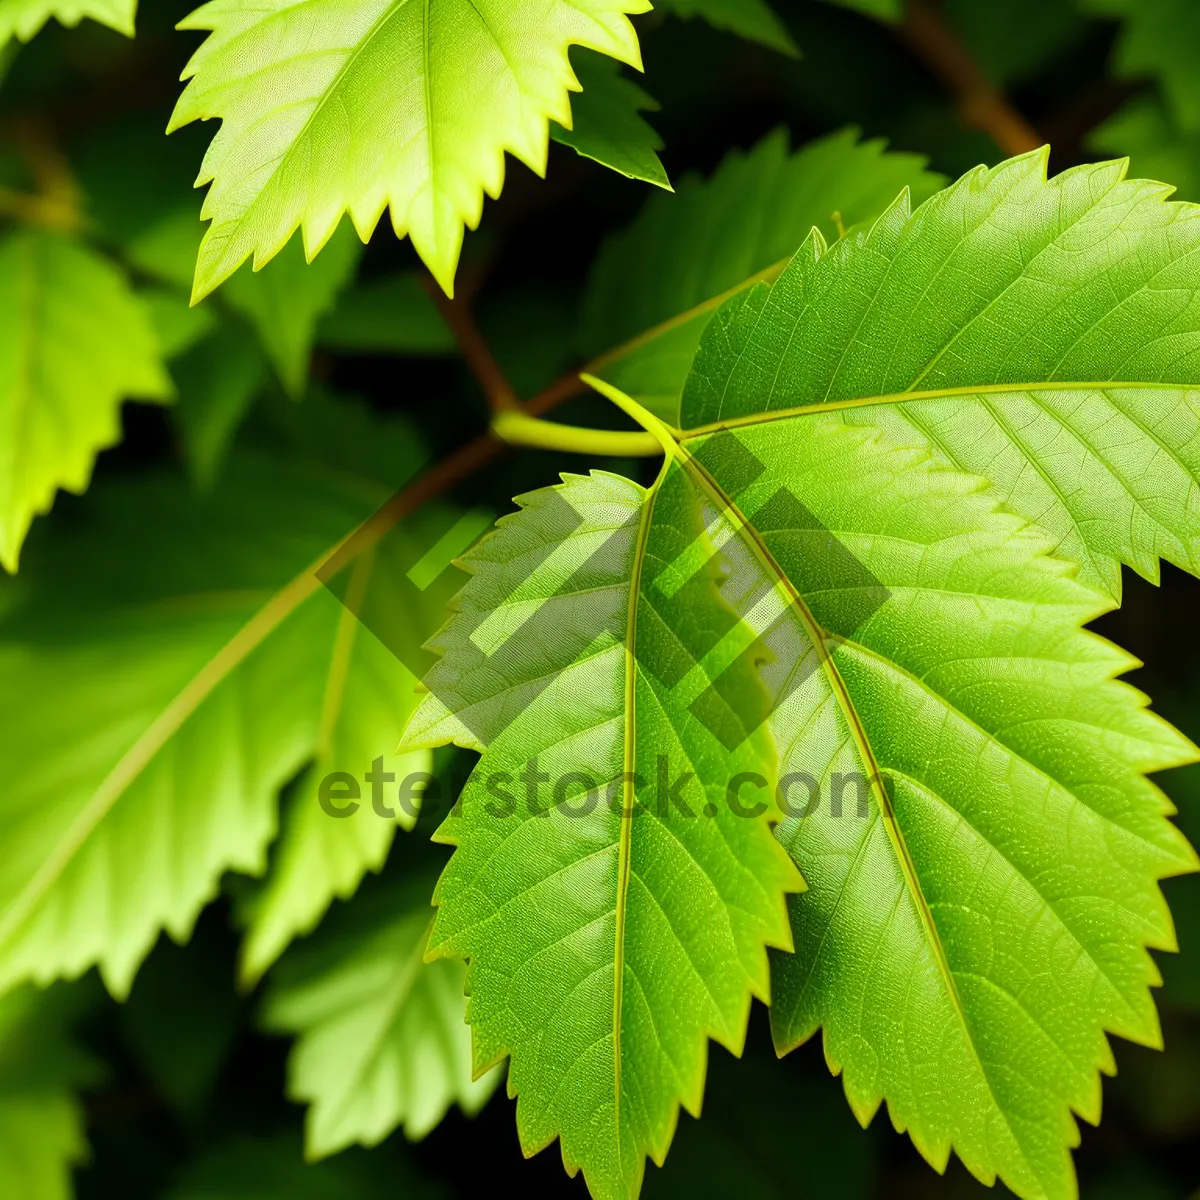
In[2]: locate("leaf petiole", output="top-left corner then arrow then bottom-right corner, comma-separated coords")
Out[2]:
490,410 -> 661,457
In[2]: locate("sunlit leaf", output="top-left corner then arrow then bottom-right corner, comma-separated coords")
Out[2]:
0,416 -> 434,998
400,467 -> 802,1199
262,874 -> 499,1153
0,230 -> 171,572
169,0 -> 650,298
0,0 -> 135,47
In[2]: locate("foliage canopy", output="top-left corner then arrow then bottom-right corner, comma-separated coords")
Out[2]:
2,3 -> 1200,1199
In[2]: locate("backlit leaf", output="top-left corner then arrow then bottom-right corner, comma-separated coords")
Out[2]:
0,0 -> 135,46
0,416 -> 434,999
262,874 -> 499,1153
0,230 -> 171,572
169,0 -> 650,298
400,466 -> 802,1200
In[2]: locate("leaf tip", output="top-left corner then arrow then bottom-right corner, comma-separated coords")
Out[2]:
189,268 -> 219,307
236,955 -> 266,995
0,519 -> 21,573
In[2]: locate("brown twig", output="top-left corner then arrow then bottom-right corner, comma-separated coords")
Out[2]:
316,366 -> 584,582
422,275 -> 519,413
317,425 -> 508,583
524,370 -> 589,417
899,0 -> 1042,157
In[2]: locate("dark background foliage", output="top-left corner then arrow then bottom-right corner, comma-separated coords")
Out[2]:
4,2 -> 1198,1196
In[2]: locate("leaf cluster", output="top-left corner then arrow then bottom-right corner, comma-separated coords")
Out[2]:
2,4 -> 1200,1200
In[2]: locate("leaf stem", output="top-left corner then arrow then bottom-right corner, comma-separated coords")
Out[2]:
321,270 -> 802,578
492,410 -> 661,457
422,274 -> 519,413
582,375 -> 682,457
898,0 -> 1042,157
314,364 -> 591,580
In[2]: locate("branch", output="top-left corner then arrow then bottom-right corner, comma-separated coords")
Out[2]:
330,260 -> 769,576
524,369 -> 590,415
422,275 -> 519,413
899,0 -> 1042,157
316,365 -> 587,582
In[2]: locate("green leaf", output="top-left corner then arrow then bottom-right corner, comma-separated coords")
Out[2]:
262,874 -> 500,1153
679,149 -> 1200,601
1090,95 -> 1200,203
220,223 -> 363,398
238,543 -> 435,985
653,0 -> 797,56
0,1090 -> 84,1200
169,0 -> 650,299
588,371 -> 1197,1200
399,467 -> 802,1199
0,986 -> 98,1200
582,127 -> 943,419
572,148 -> 1200,1198
761,437 -> 1196,1197
0,422 -> 434,999
0,0 -> 135,46
317,272 -> 455,356
1082,0 -> 1200,130
0,230 -> 172,573
552,48 -> 670,190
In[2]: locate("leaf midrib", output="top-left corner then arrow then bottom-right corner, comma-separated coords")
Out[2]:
678,377 -> 1199,437
612,463 -> 661,1135
321,916 -> 429,1134
186,0 -> 417,291
660,428 -> 1045,1186
0,557 -> 328,952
